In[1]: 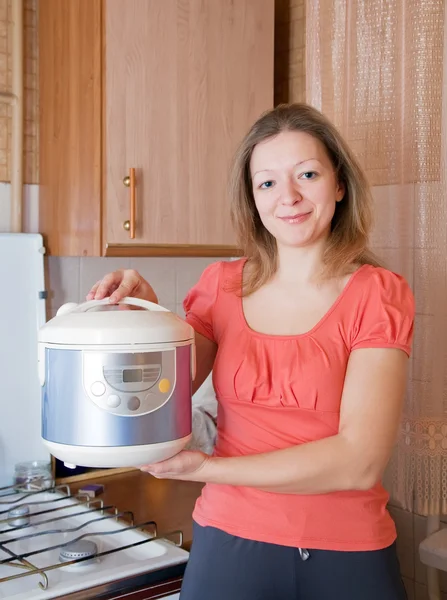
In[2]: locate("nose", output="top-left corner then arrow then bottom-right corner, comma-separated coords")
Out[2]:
281,179 -> 302,206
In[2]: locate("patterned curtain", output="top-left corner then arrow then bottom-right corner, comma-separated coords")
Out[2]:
306,0 -> 447,515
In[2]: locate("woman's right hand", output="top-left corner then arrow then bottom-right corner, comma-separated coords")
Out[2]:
86,269 -> 158,305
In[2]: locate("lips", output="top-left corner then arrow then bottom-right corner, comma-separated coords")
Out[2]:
278,211 -> 312,223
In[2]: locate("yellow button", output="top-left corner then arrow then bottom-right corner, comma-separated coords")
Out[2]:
158,378 -> 171,393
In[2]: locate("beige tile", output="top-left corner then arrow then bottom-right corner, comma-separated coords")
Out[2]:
0,115 -> 7,142
25,56 -> 36,75
0,1 -> 7,21
289,76 -> 306,102
129,258 -> 176,308
290,5 -> 305,21
415,582 -> 428,600
389,506 -> 415,580
176,302 -> 186,319
289,18 -> 305,49
0,35 -> 7,55
79,257 -> 131,301
46,257 -> 80,310
403,576 -> 414,600
0,19 -> 7,38
289,54 -> 304,78
175,258 -> 225,304
0,181 -> 10,231
25,8 -> 36,28
0,148 -> 7,167
24,70 -> 37,91
414,515 -> 429,585
23,182 -> 39,233
413,516 -> 447,591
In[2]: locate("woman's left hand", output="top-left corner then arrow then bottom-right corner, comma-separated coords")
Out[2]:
140,450 -> 211,481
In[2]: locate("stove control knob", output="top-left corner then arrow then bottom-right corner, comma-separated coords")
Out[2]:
127,396 -> 140,411
107,394 -> 121,408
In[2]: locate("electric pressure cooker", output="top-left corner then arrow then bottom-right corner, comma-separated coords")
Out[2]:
38,298 -> 195,468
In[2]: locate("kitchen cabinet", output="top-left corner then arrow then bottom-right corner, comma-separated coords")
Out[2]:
102,579 -> 182,599
38,0 -> 274,257
70,471 -> 204,550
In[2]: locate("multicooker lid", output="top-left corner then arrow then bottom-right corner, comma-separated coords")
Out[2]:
38,297 -> 194,346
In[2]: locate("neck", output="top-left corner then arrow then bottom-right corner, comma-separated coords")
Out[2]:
275,240 -> 327,284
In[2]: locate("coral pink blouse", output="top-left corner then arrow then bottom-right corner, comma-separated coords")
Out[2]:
184,259 -> 415,551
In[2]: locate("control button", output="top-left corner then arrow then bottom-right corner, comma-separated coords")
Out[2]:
91,381 -> 106,397
127,396 -> 141,411
107,394 -> 121,408
145,393 -> 163,412
158,378 -> 171,394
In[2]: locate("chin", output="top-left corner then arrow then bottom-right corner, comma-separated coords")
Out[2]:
283,240 -> 313,249
275,233 -> 314,248
272,226 -> 330,250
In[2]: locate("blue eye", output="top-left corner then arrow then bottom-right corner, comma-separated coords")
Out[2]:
260,180 -> 274,189
301,171 -> 317,180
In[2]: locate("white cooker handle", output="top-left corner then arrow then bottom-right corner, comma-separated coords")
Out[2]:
57,297 -> 170,316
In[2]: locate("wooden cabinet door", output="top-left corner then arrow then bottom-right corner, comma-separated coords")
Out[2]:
39,0 -> 102,257
103,0 -> 274,254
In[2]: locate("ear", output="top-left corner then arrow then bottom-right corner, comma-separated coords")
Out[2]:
335,180 -> 345,203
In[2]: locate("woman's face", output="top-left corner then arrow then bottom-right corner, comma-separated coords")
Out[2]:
250,131 -> 344,250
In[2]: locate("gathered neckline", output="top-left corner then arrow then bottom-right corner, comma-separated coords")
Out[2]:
237,260 -> 369,340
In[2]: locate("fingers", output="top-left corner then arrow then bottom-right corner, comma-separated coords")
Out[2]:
91,272 -> 124,300
85,270 -> 141,302
86,279 -> 102,300
109,270 -> 141,303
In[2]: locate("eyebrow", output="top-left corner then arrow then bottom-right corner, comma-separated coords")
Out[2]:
252,158 -> 321,178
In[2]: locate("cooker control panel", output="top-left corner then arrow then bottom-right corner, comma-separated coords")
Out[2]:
82,350 -> 176,416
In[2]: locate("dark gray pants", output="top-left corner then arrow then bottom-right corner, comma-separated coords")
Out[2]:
180,522 -> 407,600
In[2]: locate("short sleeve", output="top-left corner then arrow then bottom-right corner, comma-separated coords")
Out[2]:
351,268 -> 415,356
183,261 -> 223,343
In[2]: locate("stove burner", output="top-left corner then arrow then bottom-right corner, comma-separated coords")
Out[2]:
8,504 -> 30,527
59,540 -> 98,565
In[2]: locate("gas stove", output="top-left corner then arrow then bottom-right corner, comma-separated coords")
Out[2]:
0,483 -> 189,599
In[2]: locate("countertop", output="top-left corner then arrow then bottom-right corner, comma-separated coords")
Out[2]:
71,471 -> 204,550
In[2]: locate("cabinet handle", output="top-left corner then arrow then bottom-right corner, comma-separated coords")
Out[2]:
122,167 -> 136,239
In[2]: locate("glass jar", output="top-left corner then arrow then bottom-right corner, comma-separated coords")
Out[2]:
14,460 -> 53,491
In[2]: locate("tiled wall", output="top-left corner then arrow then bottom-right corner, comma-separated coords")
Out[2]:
274,0 -> 305,104
389,504 -> 447,600
46,256 -> 226,321
369,182 -> 447,599
1,2 -> 440,598
0,0 -> 38,183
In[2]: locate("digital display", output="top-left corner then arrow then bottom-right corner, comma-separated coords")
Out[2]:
123,369 -> 143,383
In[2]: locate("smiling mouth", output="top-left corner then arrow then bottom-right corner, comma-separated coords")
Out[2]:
278,212 -> 312,223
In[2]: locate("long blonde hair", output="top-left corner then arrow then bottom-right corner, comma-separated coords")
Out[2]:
229,103 -> 380,295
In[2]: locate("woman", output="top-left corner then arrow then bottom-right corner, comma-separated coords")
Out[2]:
88,104 -> 414,599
